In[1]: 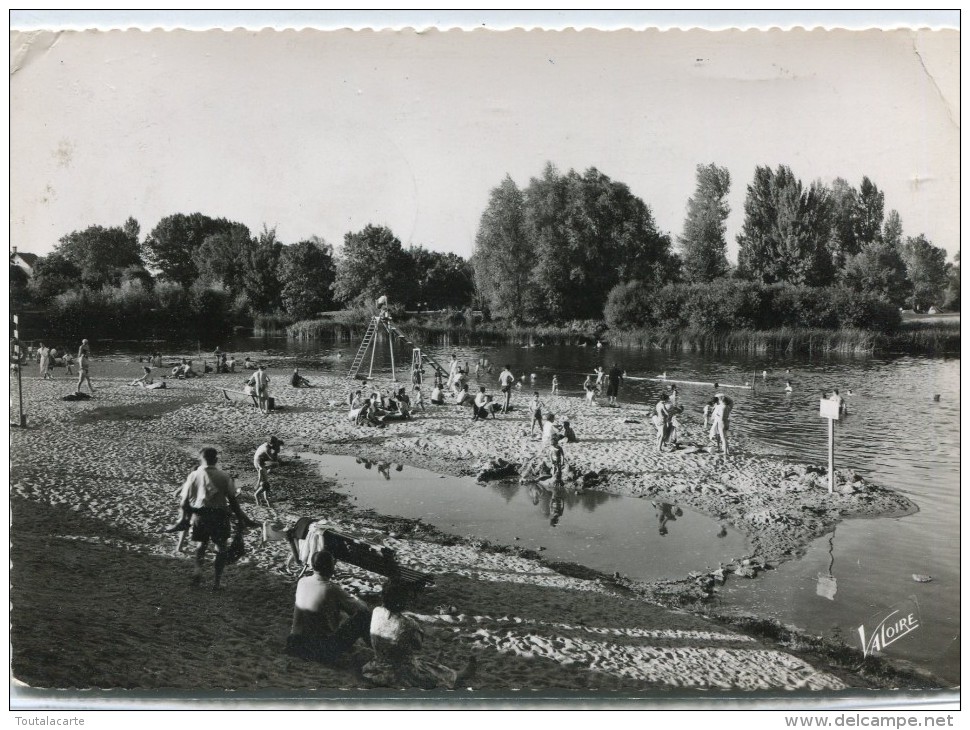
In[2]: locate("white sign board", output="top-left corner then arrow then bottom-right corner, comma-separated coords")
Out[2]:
819,399 -> 841,420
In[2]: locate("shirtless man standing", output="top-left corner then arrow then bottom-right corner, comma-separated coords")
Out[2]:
498,364 -> 515,413
285,550 -> 372,664
248,364 -> 271,414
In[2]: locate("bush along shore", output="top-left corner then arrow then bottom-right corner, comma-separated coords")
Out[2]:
286,317 -> 958,355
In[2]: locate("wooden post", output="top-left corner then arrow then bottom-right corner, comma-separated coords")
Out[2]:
828,418 -> 835,494
387,320 -> 396,383
819,398 -> 840,494
367,318 -> 378,380
13,314 -> 26,427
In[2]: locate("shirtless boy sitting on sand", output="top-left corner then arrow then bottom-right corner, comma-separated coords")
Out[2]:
285,550 -> 372,665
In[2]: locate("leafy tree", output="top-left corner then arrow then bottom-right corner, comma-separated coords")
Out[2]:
120,264 -> 155,291
193,223 -> 254,295
828,177 -> 860,271
856,177 -> 885,246
143,213 -> 241,286
407,246 -> 474,310
736,165 -> 834,286
240,226 -> 284,315
10,265 -> 30,310
525,165 -> 674,321
28,252 -> 82,303
472,177 -> 533,323
902,234 -> 948,311
678,163 -> 731,282
882,209 -> 903,249
55,223 -> 143,289
943,252 -> 960,311
332,224 -> 412,307
842,240 -> 908,307
279,237 -> 337,319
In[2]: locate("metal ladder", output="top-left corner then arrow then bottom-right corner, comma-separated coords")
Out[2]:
347,317 -> 378,379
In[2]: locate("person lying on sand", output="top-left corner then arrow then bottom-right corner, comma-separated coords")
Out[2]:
285,550 -> 373,666
363,580 -> 476,689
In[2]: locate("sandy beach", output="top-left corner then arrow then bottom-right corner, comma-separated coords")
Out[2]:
9,360 -> 936,700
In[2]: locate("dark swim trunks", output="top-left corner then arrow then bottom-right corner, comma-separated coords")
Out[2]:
190,507 -> 231,543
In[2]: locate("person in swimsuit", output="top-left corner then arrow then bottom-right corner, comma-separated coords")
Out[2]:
285,550 -> 372,665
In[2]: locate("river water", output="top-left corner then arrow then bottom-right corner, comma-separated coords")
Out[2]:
69,333 -> 960,684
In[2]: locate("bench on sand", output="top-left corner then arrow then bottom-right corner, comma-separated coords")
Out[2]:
219,388 -> 276,411
279,519 -> 433,590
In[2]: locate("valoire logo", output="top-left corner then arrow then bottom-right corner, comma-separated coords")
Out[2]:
857,599 -> 921,658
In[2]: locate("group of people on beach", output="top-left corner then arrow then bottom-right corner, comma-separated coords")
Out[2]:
165,439 -> 474,688
25,340 -> 92,394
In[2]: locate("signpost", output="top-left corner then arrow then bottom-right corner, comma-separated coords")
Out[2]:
819,398 -> 841,493
11,313 -> 26,427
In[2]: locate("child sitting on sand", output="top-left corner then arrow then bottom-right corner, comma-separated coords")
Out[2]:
130,366 -> 167,389
291,368 -> 311,388
561,419 -> 577,443
362,581 -> 476,689
430,384 -> 444,406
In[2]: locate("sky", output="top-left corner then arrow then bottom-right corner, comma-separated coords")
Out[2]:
9,16 -> 960,265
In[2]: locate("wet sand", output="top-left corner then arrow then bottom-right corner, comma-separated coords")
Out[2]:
9,362 -> 933,697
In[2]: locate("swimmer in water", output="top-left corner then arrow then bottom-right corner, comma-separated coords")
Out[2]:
785,381 -> 793,393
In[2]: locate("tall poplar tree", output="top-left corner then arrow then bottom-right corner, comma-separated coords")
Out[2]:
678,163 -> 731,282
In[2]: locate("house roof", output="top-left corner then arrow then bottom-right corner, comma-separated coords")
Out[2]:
11,251 -> 38,266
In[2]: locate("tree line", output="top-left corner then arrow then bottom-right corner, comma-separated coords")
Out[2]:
11,160 -> 957,337
11,214 -> 475,333
472,162 -> 958,331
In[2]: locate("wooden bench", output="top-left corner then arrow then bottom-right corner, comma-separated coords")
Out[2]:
323,528 -> 434,589
219,388 -> 275,411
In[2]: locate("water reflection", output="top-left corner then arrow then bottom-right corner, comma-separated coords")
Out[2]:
355,457 -> 403,481
654,502 -> 684,537
815,529 -> 838,601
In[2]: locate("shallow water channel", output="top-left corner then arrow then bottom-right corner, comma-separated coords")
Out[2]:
301,452 -> 749,583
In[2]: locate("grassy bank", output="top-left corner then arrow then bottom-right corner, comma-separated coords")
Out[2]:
285,314 -> 959,356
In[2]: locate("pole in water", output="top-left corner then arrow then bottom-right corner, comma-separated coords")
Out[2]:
828,418 -> 835,494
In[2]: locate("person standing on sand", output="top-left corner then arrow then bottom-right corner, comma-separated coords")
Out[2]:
76,351 -> 94,394
253,435 -> 284,508
529,391 -> 544,437
446,354 -> 459,388
653,394 -> 672,451
177,447 -> 260,589
37,343 -> 51,379
78,338 -> 91,359
248,364 -> 271,414
709,394 -> 732,456
285,550 -> 373,665
551,375 -> 559,396
498,364 -> 515,413
606,362 -> 623,406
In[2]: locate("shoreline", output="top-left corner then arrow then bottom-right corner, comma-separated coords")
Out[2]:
9,363 -> 943,694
